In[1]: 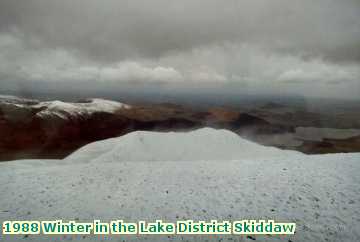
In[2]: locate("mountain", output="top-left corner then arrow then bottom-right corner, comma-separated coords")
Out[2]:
1,95 -> 360,161
0,128 -> 359,242
33,99 -> 130,120
0,98 -> 134,160
0,97 -> 288,161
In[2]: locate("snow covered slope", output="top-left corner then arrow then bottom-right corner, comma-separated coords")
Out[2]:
0,95 -> 39,105
0,128 -> 359,242
34,98 -> 131,120
65,127 -> 302,163
0,97 -> 130,120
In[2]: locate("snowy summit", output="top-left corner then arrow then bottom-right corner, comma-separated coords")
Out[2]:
34,99 -> 131,119
65,127 -> 302,163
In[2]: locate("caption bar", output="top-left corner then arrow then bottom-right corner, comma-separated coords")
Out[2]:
3,220 -> 296,235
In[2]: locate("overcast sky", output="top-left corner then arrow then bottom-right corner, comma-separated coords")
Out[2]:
0,0 -> 359,99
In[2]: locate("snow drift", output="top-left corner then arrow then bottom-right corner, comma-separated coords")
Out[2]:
0,128 -> 359,242
65,127 -> 302,163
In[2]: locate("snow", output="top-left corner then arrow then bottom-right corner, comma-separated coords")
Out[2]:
0,97 -> 130,120
65,127 -> 302,163
0,128 -> 359,242
0,95 -> 39,105
34,99 -> 131,119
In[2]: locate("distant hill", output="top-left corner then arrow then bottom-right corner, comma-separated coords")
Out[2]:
1,96 -> 359,160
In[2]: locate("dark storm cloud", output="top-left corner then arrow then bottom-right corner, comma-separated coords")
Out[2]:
0,0 -> 359,99
0,0 -> 359,63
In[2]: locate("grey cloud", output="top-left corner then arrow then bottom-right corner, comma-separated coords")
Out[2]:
0,0 -> 359,63
0,0 -> 360,100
